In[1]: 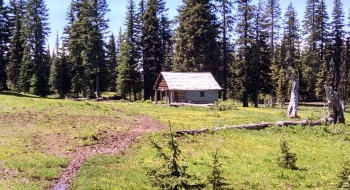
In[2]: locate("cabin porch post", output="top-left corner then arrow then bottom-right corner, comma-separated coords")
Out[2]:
155,90 -> 158,104
160,90 -> 163,104
165,91 -> 168,105
171,90 -> 174,104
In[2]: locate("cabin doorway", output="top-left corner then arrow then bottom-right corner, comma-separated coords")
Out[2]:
174,91 -> 185,102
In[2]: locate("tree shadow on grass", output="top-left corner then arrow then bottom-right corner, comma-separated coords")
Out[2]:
291,165 -> 308,171
0,91 -> 40,99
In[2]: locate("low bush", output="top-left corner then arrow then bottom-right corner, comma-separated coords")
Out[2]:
210,100 -> 237,111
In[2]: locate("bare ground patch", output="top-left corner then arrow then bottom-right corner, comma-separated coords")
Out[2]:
0,111 -> 165,189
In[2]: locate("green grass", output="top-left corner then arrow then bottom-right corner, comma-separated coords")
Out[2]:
73,125 -> 350,189
0,91 -> 132,189
73,103 -> 350,189
1,91 -> 350,189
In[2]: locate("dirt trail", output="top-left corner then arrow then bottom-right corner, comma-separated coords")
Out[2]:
49,115 -> 164,190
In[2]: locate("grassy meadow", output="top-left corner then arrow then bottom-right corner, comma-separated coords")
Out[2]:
0,91 -> 349,189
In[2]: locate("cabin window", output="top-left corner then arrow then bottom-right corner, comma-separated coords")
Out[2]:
200,91 -> 205,97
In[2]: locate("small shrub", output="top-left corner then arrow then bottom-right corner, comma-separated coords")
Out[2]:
144,99 -> 153,104
146,121 -> 205,189
210,100 -> 237,111
207,149 -> 229,189
277,138 -> 297,169
337,157 -> 350,189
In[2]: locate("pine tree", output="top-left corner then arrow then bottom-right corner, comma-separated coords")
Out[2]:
315,58 -> 328,99
106,33 -> 117,92
207,149 -> 229,189
173,0 -> 220,76
251,0 -> 271,107
271,43 -> 288,108
147,122 -> 205,189
278,138 -> 297,169
20,0 -> 50,96
316,0 -> 330,61
118,0 -> 141,101
6,4 -> 24,92
346,38 -> 350,100
49,34 -> 70,98
67,0 -> 83,97
314,0 -> 331,100
279,2 -> 301,102
337,157 -> 350,189
338,41 -> 347,109
0,0 -> 9,90
116,34 -> 133,100
158,0 -> 172,72
301,0 -> 320,101
264,0 -> 281,61
330,0 -> 345,91
19,43 -> 33,93
66,0 -> 110,98
283,3 -> 301,70
89,0 -> 110,97
232,0 -> 255,107
213,0 -> 234,101
142,0 -> 162,100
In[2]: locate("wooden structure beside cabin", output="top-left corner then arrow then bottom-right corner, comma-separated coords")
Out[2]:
153,72 -> 222,105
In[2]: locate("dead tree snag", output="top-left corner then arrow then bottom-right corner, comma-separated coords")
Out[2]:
287,77 -> 299,118
324,85 -> 345,124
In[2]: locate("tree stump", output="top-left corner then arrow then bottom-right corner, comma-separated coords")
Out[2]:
324,85 -> 345,124
287,77 -> 299,118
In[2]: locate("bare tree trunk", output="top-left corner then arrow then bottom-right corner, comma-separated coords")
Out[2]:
287,78 -> 299,118
89,81 -> 95,99
95,73 -> 100,98
324,85 -> 345,124
243,91 -> 249,107
279,99 -> 284,109
340,101 -> 346,112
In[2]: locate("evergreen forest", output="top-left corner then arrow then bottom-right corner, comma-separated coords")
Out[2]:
1,0 -> 350,107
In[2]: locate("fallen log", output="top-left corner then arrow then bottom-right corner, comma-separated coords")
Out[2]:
175,118 -> 331,136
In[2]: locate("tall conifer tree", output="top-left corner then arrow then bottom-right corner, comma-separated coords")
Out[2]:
6,3 -> 25,92
232,0 -> 255,107
106,33 -> 117,92
264,0 -> 281,61
330,0 -> 345,91
116,33 -> 134,100
116,0 -> 141,101
142,0 -> 164,100
0,0 -> 9,90
314,0 -> 330,99
173,0 -> 220,77
301,0 -> 319,100
19,0 -> 50,96
252,0 -> 271,107
214,0 -> 234,101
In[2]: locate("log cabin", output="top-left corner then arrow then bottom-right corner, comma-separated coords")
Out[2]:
153,72 -> 222,105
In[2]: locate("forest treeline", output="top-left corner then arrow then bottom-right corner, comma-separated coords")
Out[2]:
0,0 -> 350,107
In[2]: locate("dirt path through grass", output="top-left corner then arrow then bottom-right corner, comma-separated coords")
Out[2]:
50,115 -> 164,190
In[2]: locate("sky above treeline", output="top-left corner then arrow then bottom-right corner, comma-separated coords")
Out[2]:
4,0 -> 350,50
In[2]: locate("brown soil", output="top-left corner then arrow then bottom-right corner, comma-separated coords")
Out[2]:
0,111 -> 165,190
49,114 -> 165,190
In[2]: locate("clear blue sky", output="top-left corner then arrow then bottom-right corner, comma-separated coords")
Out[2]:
5,0 -> 350,50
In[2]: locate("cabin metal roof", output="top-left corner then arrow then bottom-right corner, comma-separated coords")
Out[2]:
153,72 -> 222,90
